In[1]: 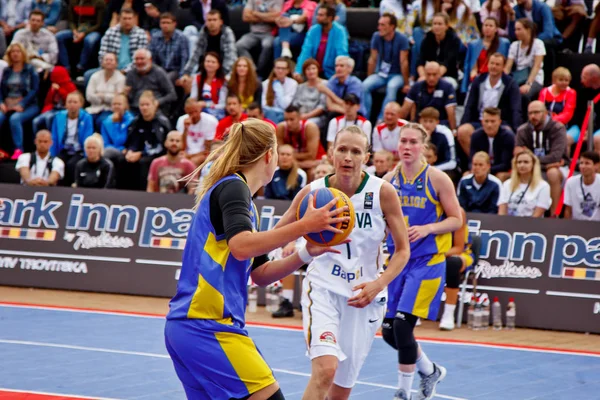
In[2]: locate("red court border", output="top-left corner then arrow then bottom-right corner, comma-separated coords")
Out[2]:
0,389 -> 107,399
1,301 -> 599,357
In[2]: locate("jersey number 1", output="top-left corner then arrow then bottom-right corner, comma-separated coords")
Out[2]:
345,243 -> 351,259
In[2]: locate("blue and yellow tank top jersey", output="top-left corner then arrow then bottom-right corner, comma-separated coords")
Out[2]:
386,164 -> 452,264
166,174 -> 258,329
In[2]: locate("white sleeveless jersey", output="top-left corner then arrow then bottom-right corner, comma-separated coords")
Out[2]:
306,174 -> 387,297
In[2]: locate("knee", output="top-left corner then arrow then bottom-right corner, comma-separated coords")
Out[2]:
312,356 -> 338,388
457,124 -> 473,141
546,168 -> 561,184
382,318 -> 397,349
393,314 -> 418,364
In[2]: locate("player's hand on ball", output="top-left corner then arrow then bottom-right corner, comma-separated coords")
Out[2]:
408,224 -> 433,243
347,280 -> 384,308
306,239 -> 350,258
302,194 -> 350,234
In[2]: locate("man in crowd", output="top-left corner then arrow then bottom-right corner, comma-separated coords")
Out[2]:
176,98 -> 218,166
371,102 -> 407,160
215,94 -> 248,140
15,130 -> 65,186
326,94 -> 372,149
12,10 -> 58,73
247,102 -> 277,129
277,105 -> 324,170
457,151 -> 503,214
326,56 -> 364,115
147,130 -> 196,193
148,12 -> 189,83
563,151 -> 600,221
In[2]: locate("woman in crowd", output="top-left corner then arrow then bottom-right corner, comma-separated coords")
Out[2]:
498,149 -> 551,217
539,67 -> 578,148
227,56 -> 262,110
462,17 -> 510,93
0,43 -> 39,160
101,93 -> 134,168
274,0 -> 316,59
123,90 -> 171,190
480,0 -> 512,37
33,66 -> 76,133
74,134 -> 114,188
262,57 -> 298,124
291,59 -> 327,129
189,52 -> 227,120
440,0 -> 480,45
264,144 -> 307,200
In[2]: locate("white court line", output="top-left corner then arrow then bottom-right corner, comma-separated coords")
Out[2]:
462,284 -> 540,294
0,339 -> 465,400
0,304 -> 164,319
0,249 -> 130,263
0,387 -> 121,400
135,259 -> 182,267
546,290 -> 600,300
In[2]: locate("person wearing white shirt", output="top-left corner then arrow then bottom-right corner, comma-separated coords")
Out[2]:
86,53 -> 126,132
372,101 -> 408,160
326,93 -> 372,149
563,151 -> 600,221
261,58 -> 298,124
498,149 -> 551,217
176,98 -> 218,166
15,130 -> 65,186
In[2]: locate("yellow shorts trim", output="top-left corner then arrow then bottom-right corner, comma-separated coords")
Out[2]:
412,277 -> 442,319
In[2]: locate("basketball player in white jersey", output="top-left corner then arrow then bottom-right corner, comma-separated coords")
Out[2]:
276,125 -> 411,400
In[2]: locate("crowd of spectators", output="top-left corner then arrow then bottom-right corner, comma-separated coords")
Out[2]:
0,0 -> 598,221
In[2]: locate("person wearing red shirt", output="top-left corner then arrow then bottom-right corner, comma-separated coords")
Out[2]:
215,94 -> 248,140
247,102 -> 277,130
538,67 -> 577,147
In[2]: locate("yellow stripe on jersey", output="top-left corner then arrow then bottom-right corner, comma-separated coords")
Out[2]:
215,331 -> 276,393
412,276 -> 442,318
204,231 -> 230,270
188,272 -> 232,324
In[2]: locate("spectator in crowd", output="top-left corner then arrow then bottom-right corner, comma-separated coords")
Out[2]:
180,0 -> 230,54
277,105 -> 325,170
366,150 -> 395,178
312,0 -> 346,26
417,13 -> 462,89
571,64 -> 600,151
551,0 -> 587,43
15,129 -> 65,186
0,43 -> 40,160
420,106 -> 458,176
147,130 -> 196,193
480,0 -> 512,37
505,18 -> 546,111
11,10 -> 58,73
262,57 -> 298,123
140,0 -> 178,32
274,0 -> 317,59
442,0 -> 481,45
227,56 -> 261,110
101,93 -> 134,167
32,0 -> 62,33
189,51 -> 227,119
86,53 -> 126,131
291,59 -> 328,129
457,151 -> 503,213
294,5 -> 348,80
96,8 -> 148,78
176,98 -> 218,166
498,149 -> 551,217
125,48 -> 177,114
182,10 -> 236,79
264,144 -> 307,200
462,17 -> 510,93
33,66 -> 76,133
538,67 -> 576,147
50,91 -> 94,186
148,12 -> 189,83
246,102 -> 277,129
564,151 -> 600,221
372,101 -> 407,160
56,0 -> 106,74
362,13 -> 410,122
123,90 -> 171,190
326,94 -> 372,149
379,0 -> 414,34
425,142 -> 439,166
515,100 -> 569,214
106,0 -> 145,28
74,134 -> 114,188
508,0 -> 562,45
399,61 -> 457,130
0,0 -> 31,44
470,107 -> 515,181
312,160 -> 334,179
325,56 -> 362,116
409,0 -> 438,79
215,94 -> 248,140
458,53 -> 521,156
584,5 -> 600,53
236,0 -> 283,77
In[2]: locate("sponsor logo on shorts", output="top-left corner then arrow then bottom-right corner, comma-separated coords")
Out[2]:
396,312 -> 406,320
320,331 -> 336,344
331,264 -> 363,282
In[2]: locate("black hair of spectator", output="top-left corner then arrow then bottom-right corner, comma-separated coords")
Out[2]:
322,5 -> 336,19
120,7 -> 136,16
343,93 -> 360,105
285,105 -> 300,114
247,102 -> 263,113
30,9 -> 45,20
581,151 -> 600,164
427,141 -> 438,155
160,12 -> 177,22
482,107 -> 501,117
208,9 -> 222,19
515,18 -> 537,57
489,52 -> 506,64
381,12 -> 397,27
483,17 -> 501,57
227,93 -> 241,103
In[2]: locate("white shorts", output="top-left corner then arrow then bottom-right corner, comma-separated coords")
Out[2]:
301,279 -> 386,388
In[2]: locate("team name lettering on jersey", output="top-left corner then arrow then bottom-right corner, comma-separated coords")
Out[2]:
355,212 -> 372,229
401,195 -> 427,209
331,264 -> 363,282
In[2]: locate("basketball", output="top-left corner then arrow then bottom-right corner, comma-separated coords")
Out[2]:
296,188 -> 355,247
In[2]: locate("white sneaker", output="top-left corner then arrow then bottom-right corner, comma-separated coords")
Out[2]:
281,47 -> 293,58
439,313 -> 455,331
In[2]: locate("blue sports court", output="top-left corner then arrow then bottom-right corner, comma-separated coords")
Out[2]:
0,303 -> 599,400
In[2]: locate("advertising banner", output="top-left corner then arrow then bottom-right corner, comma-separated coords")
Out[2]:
0,184 -> 598,333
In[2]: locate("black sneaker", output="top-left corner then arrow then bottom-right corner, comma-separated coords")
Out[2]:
272,299 -> 294,318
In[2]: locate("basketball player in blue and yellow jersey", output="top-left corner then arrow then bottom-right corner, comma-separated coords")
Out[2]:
382,123 -> 462,400
164,119 -> 350,400
439,207 -> 474,331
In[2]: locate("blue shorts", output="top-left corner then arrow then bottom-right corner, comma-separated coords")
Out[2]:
164,319 -> 276,399
385,255 -> 446,320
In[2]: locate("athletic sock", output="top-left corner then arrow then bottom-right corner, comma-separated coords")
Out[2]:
443,304 -> 456,319
398,370 -> 415,393
416,351 -> 435,376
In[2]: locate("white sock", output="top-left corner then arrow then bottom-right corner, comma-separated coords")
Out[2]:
398,370 -> 415,393
416,351 -> 435,376
282,289 -> 294,302
443,303 -> 456,318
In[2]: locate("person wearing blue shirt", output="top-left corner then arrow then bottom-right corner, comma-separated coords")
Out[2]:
101,93 -> 134,168
311,0 -> 346,26
31,0 -> 62,29
508,0 -> 562,43
457,151 -> 503,214
362,13 -> 410,122
326,55 -> 363,115
294,6 -> 348,80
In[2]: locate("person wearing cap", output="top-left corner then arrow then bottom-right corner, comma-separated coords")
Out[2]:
326,93 -> 372,149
